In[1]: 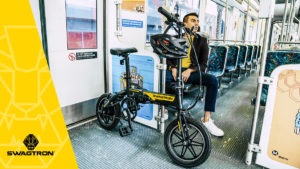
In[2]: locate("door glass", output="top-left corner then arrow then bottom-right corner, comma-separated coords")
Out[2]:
66,0 -> 97,49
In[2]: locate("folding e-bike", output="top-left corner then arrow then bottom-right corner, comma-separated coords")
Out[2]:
96,7 -> 211,167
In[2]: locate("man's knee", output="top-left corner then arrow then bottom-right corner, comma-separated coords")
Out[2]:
213,76 -> 218,86
208,75 -> 218,88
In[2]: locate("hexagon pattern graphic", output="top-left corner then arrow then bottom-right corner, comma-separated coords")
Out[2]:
0,1 -> 77,169
278,70 -> 300,102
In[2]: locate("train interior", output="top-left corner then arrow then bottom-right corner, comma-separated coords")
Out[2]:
29,0 -> 300,168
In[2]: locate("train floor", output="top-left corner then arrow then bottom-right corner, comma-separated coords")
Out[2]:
68,71 -> 266,169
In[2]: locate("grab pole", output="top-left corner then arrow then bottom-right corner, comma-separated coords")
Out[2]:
245,0 -> 275,165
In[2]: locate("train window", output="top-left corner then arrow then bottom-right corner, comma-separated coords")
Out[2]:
237,10 -> 245,41
247,18 -> 257,42
235,10 -> 246,40
203,0 -> 225,40
65,0 -> 97,49
146,0 -> 200,42
231,8 -> 245,41
174,0 -> 201,19
146,0 -> 163,42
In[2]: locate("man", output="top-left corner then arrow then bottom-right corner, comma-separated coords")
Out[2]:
166,12 -> 224,137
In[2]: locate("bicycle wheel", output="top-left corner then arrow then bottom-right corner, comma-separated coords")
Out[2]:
96,93 -> 121,130
164,117 -> 211,167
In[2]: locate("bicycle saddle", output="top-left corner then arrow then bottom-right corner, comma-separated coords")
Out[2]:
150,34 -> 188,59
110,47 -> 138,56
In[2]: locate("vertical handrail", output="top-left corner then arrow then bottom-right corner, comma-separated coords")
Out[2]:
158,1 -> 168,134
115,0 -> 122,37
243,1 -> 250,43
223,0 -> 228,43
286,0 -> 295,41
286,0 -> 294,41
255,19 -> 260,44
245,17 -> 272,165
286,0 -> 293,41
280,0 -> 289,42
159,58 -> 167,134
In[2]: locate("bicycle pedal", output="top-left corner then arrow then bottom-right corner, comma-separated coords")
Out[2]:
119,126 -> 132,137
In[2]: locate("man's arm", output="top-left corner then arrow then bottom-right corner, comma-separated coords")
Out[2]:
199,36 -> 209,71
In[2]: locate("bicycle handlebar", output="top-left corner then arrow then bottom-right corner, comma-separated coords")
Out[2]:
158,7 -> 183,26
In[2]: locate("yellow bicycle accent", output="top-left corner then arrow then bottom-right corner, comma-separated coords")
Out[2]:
177,121 -> 181,132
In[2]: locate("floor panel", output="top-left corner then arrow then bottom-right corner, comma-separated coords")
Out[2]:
68,72 -> 265,169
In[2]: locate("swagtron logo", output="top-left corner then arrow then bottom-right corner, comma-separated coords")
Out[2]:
7,134 -> 54,156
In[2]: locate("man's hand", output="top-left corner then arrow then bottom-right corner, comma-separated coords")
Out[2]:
171,68 -> 177,80
182,68 -> 195,82
172,68 -> 196,82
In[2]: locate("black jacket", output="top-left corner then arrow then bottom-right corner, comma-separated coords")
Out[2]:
167,33 -> 209,72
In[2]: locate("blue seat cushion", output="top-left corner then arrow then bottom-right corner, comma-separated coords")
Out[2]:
237,64 -> 245,69
225,66 -> 235,72
207,70 -> 223,77
168,82 -> 198,93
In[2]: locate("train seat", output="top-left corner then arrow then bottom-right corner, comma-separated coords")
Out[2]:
257,45 -> 262,61
252,50 -> 300,106
206,45 -> 228,89
251,45 -> 258,70
167,82 -> 204,101
245,45 -> 254,72
234,45 -> 248,79
223,45 -> 239,85
169,82 -> 198,93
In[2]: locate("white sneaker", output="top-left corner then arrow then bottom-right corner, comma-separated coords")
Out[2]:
201,118 -> 224,137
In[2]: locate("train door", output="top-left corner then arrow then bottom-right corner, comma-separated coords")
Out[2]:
35,0 -> 105,125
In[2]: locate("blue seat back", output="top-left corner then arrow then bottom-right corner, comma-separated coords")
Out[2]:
226,45 -> 239,70
264,51 -> 300,76
246,45 -> 253,64
206,45 -> 228,77
237,45 -> 247,68
260,51 -> 300,105
252,45 -> 258,62
257,45 -> 262,60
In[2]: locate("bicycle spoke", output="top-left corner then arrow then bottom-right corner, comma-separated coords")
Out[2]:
187,145 -> 197,157
180,145 -> 188,157
172,140 -> 184,147
191,140 -> 204,146
104,116 -> 110,124
189,130 -> 199,140
173,130 -> 183,140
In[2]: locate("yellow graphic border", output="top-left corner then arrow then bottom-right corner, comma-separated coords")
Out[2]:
0,1 -> 78,169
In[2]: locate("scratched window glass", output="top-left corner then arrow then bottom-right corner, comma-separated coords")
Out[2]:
203,0 -> 225,40
65,0 -> 97,49
146,0 -> 163,42
146,0 -> 200,42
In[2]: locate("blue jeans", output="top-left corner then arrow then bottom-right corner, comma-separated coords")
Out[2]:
166,68 -> 218,112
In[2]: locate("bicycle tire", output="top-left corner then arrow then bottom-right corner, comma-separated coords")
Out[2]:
96,93 -> 121,130
164,117 -> 211,167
